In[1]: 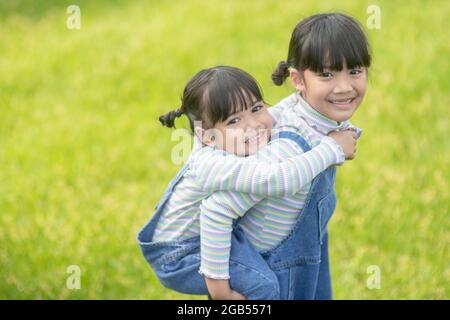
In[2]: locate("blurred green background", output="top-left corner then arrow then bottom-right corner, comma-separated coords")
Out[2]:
0,0 -> 448,299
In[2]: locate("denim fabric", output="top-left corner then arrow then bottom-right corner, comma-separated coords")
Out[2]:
261,131 -> 336,300
137,161 -> 280,300
137,131 -> 336,300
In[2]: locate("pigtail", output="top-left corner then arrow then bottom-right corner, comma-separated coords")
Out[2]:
159,108 -> 184,128
271,61 -> 290,86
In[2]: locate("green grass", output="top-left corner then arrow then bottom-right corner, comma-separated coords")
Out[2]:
0,0 -> 448,299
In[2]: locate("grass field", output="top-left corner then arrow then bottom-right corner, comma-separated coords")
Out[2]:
0,0 -> 448,299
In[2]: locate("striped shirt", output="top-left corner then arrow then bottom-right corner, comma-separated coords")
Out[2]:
154,93 -> 361,279
152,93 -> 340,242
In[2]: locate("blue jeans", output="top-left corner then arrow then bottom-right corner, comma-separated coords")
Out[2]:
261,131 -> 336,300
137,161 -> 280,300
138,225 -> 280,299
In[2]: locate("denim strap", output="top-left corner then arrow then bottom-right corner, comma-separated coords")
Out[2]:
273,131 -> 312,152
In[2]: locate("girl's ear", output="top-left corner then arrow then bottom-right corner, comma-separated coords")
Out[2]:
194,126 -> 215,147
290,68 -> 306,93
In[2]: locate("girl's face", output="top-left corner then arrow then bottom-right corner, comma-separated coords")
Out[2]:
201,101 -> 273,156
291,63 -> 368,122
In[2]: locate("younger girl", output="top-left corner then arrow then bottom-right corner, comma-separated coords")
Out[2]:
137,66 -> 356,299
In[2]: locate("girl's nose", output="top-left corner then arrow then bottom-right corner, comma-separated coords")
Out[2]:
246,116 -> 260,129
333,76 -> 353,94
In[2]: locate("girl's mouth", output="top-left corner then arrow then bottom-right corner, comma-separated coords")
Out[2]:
327,97 -> 356,108
244,131 -> 266,145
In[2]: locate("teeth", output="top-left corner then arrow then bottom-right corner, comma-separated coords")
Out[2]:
330,98 -> 353,104
245,133 -> 261,144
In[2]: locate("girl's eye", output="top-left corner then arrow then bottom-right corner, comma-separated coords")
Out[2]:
252,104 -> 263,112
350,69 -> 363,75
318,71 -> 333,78
227,117 -> 239,125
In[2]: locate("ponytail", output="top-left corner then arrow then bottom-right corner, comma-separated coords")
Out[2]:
271,61 -> 290,86
159,108 -> 184,128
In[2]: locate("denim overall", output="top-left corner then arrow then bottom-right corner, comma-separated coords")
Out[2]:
137,131 -> 336,300
261,131 -> 336,300
137,158 -> 280,300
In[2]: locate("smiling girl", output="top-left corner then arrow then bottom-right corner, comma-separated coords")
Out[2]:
137,66 -> 356,300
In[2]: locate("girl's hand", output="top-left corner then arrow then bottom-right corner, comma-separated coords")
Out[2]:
205,277 -> 247,300
327,129 -> 357,160
218,289 -> 247,300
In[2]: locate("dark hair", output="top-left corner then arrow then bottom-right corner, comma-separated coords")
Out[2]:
160,66 -> 264,132
272,12 -> 372,85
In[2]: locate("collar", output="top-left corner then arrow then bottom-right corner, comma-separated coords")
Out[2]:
292,92 -> 362,138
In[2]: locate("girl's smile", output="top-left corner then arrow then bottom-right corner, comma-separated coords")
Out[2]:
327,96 -> 357,108
244,131 -> 266,145
291,64 -> 367,123
207,101 -> 273,156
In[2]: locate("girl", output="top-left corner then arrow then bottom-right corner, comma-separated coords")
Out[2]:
197,12 -> 371,299
137,66 -> 356,299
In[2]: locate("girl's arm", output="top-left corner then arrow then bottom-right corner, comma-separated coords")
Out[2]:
199,190 -> 263,289
197,133 -> 344,296
193,135 -> 344,196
